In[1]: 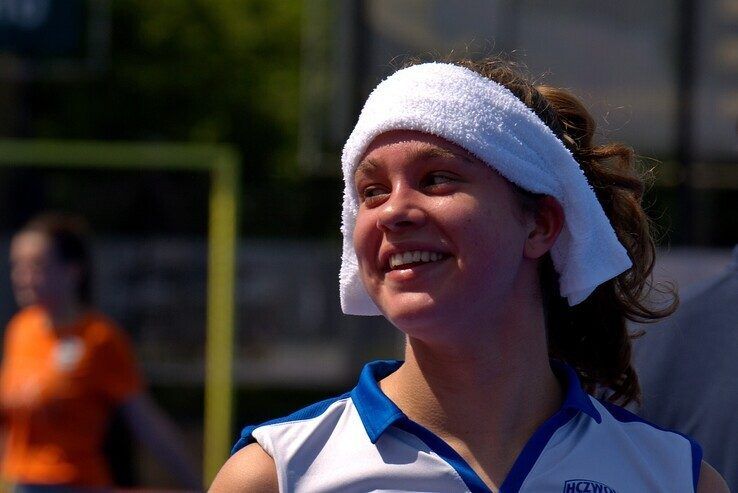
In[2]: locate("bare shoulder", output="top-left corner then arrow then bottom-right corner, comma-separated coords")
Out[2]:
696,461 -> 730,493
208,443 -> 278,493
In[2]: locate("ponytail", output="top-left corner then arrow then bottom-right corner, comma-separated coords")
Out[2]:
453,57 -> 677,405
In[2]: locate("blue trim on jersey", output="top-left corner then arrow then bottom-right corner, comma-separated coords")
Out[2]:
500,408 -> 578,492
350,359 -> 600,446
552,360 -> 602,423
231,392 -> 351,454
499,361 -> 599,492
348,359 -> 603,492
397,417 -> 491,493
350,360 -> 405,443
600,400 -> 704,491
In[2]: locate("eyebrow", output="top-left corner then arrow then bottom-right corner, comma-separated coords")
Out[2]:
354,145 -> 473,179
354,158 -> 380,179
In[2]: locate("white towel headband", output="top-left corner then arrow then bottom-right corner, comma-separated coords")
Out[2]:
340,62 -> 632,315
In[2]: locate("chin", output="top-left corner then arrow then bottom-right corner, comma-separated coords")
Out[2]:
13,291 -> 37,308
380,293 -> 454,335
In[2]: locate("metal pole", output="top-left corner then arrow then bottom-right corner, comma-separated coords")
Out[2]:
676,0 -> 698,244
203,150 -> 240,485
352,0 -> 368,122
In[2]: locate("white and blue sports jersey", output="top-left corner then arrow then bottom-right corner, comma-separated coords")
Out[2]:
233,360 -> 702,493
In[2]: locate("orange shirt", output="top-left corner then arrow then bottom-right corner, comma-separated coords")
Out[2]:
0,306 -> 142,486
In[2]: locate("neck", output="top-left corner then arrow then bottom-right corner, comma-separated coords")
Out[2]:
386,334 -> 561,436
42,300 -> 85,333
379,305 -> 562,489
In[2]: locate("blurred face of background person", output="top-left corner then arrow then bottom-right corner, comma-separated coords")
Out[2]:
9,230 -> 80,311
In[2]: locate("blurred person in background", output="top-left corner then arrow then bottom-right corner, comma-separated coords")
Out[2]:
634,246 -> 738,492
211,58 -> 729,492
0,212 -> 201,492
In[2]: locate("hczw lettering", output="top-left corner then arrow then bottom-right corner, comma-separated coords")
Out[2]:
563,479 -> 617,493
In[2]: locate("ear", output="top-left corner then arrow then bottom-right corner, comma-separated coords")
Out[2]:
523,196 -> 564,260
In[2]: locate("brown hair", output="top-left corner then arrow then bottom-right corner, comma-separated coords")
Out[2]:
20,212 -> 93,305
447,57 -> 677,405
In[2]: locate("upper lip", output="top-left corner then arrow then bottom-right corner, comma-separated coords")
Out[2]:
378,242 -> 451,271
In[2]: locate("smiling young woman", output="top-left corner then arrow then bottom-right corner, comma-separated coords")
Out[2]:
210,58 -> 729,493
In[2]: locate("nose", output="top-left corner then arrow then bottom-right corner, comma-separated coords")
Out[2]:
10,264 -> 32,288
376,186 -> 426,232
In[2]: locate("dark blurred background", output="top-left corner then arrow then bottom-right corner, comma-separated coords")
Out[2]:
0,0 -> 735,487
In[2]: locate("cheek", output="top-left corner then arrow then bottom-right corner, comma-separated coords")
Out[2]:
12,267 -> 41,288
457,209 -> 528,277
10,267 -> 26,286
352,213 -> 380,269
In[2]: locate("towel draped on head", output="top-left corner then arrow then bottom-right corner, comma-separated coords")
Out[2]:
340,62 -> 632,316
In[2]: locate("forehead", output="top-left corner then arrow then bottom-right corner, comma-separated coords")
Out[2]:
10,231 -> 54,259
356,130 -> 481,175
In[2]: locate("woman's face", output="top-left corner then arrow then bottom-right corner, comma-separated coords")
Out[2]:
9,231 -> 77,310
353,130 -> 535,336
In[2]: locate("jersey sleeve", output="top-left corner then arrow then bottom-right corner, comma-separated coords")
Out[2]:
91,323 -> 144,404
0,310 -> 44,411
0,315 -> 22,411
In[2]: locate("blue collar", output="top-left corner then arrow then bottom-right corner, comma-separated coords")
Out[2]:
350,360 -> 406,443
550,359 -> 602,423
350,359 -> 601,443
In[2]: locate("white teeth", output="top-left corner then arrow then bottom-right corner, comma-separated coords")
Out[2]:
389,250 -> 445,269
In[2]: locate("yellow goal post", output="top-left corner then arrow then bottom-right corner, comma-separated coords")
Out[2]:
0,139 -> 240,486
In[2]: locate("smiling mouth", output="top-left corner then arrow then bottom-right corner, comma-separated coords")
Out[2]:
388,250 -> 449,270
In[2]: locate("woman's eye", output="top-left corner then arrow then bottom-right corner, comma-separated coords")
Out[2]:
423,173 -> 455,188
359,185 -> 388,204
